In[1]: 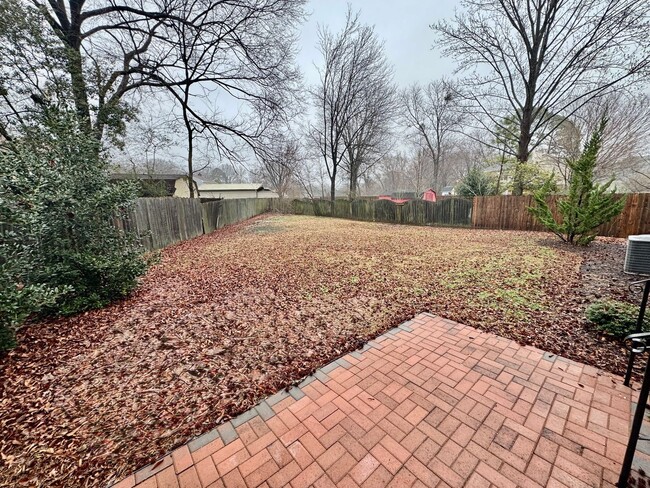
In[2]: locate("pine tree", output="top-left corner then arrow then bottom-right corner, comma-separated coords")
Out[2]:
456,167 -> 497,197
529,117 -> 626,246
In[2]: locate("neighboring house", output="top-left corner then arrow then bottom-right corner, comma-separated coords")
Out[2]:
110,173 -> 198,197
198,183 -> 279,200
174,177 -> 202,198
440,186 -> 455,196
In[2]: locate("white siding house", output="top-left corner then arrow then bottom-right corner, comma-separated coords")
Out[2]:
197,183 -> 279,200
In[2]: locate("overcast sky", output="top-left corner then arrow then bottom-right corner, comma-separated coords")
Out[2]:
122,1 -> 463,171
297,0 -> 460,88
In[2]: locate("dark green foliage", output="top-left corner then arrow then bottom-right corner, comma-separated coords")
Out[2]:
0,271 -> 64,350
529,117 -> 626,245
509,161 -> 556,195
0,110 -> 149,350
586,299 -> 648,338
456,167 -> 497,197
138,179 -> 170,197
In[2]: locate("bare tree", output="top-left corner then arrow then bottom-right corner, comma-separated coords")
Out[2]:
400,79 -> 464,192
136,0 -> 305,197
543,90 -> 650,188
579,92 -> 650,181
255,135 -> 301,199
407,147 -> 434,195
0,0 -> 188,140
311,8 -> 394,209
374,149 -> 434,196
433,0 -> 650,195
376,152 -> 408,194
118,111 -> 180,174
629,164 -> 650,191
445,133 -> 493,187
341,57 -> 396,199
544,118 -> 583,187
1,0 -> 305,158
294,155 -> 328,200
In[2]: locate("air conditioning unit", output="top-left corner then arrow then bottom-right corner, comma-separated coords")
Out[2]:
625,235 -> 650,275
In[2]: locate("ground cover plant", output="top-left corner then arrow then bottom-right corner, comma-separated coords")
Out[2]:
586,299 -> 650,338
0,215 -> 639,487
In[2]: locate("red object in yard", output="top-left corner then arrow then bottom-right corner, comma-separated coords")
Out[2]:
378,190 -> 436,204
378,195 -> 411,204
422,188 -> 437,202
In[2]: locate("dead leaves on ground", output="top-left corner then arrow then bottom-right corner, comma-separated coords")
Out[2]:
0,216 -> 633,487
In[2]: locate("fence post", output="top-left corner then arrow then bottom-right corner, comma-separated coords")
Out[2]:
471,196 -> 478,227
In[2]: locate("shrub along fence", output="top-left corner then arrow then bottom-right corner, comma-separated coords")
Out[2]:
291,193 -> 650,238
117,197 -> 275,250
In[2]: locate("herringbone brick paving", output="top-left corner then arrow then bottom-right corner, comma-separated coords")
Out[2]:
112,313 -> 635,488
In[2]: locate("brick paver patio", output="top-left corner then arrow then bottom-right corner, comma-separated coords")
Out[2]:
113,313 -> 637,488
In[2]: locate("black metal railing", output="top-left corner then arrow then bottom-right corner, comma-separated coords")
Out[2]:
617,277 -> 650,487
623,279 -> 650,387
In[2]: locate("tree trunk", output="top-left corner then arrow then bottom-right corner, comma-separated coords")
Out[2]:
329,169 -> 336,215
66,46 -> 92,133
514,108 -> 534,195
349,171 -> 358,200
346,143 -> 360,200
496,148 -> 506,195
187,126 -> 195,199
432,157 -> 440,193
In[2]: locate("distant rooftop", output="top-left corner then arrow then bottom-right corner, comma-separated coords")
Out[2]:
198,183 -> 268,191
110,173 -> 186,180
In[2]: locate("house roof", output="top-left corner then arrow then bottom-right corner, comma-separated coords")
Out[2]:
110,173 -> 186,180
198,183 -> 267,191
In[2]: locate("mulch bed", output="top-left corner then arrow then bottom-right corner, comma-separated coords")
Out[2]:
0,215 -> 642,487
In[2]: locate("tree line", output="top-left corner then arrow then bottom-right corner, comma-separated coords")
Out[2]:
301,0 -> 650,206
1,0 -> 649,346
3,0 -> 648,201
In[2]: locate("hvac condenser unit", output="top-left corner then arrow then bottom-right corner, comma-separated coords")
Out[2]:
625,235 -> 650,275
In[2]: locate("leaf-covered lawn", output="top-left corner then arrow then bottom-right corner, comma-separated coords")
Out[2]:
0,216 -> 632,487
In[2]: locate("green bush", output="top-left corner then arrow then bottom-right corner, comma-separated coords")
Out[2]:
585,299 -> 648,338
456,167 -> 498,197
529,117 -> 626,246
0,109 -> 149,350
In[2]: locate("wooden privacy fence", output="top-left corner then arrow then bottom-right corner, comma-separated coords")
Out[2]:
121,198 -> 204,250
202,198 -> 274,233
291,193 -> 650,238
120,194 -> 648,249
472,193 -> 650,238
291,197 -> 474,227
118,197 -> 275,250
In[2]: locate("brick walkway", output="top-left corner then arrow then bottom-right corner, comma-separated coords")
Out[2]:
113,313 -> 636,488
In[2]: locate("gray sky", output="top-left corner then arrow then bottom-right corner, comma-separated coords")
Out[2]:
297,0 -> 460,88
121,1 -> 463,172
